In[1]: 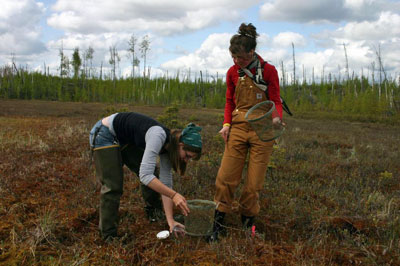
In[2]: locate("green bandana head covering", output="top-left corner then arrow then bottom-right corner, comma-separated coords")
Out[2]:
180,123 -> 202,149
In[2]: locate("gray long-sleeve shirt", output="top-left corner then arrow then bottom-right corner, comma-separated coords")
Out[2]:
140,125 -> 173,188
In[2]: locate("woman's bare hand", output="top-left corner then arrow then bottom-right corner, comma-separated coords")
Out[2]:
272,117 -> 286,128
219,126 -> 230,142
170,222 -> 186,238
172,193 -> 190,216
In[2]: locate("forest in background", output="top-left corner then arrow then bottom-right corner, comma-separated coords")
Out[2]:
1,57 -> 399,124
1,35 -> 399,123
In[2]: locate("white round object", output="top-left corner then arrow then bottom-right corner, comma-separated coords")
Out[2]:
156,230 -> 170,240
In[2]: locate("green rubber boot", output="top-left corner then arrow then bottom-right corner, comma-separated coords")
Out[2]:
93,145 -> 123,240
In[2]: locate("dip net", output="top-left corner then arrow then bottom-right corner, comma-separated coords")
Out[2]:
245,100 -> 284,142
184,200 -> 216,236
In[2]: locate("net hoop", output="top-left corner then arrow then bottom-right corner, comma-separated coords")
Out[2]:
245,100 -> 284,142
244,100 -> 275,122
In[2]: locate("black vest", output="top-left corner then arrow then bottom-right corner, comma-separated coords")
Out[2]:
112,112 -> 170,149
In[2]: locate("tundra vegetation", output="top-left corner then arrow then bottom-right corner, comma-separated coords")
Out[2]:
0,98 -> 399,265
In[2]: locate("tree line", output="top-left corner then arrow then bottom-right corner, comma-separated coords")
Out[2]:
0,37 -> 399,121
1,64 -> 398,119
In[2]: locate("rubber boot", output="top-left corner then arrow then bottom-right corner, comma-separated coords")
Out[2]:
141,184 -> 164,222
140,164 -> 163,222
121,144 -> 163,222
206,210 -> 226,242
93,145 -> 123,240
241,215 -> 255,229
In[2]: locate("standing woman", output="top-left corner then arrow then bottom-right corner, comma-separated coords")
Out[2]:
89,112 -> 202,240
210,23 -> 283,241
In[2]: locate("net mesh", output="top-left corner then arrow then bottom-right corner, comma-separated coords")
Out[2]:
245,100 -> 284,142
184,200 -> 216,236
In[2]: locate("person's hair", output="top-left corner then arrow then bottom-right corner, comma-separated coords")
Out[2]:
229,23 -> 259,55
168,129 -> 202,175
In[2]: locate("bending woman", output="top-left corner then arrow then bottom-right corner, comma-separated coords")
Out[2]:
89,112 -> 202,240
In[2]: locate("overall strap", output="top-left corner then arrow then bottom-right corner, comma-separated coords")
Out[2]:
241,60 -> 268,92
242,61 -> 293,116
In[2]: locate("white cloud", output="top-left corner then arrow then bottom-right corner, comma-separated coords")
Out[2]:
161,33 -> 232,75
1,0 -> 399,81
259,0 -> 395,23
308,11 -> 400,77
48,0 -> 258,36
272,32 -> 307,48
260,0 -> 350,23
335,12 -> 400,41
272,35 -> 399,84
0,0 -> 46,57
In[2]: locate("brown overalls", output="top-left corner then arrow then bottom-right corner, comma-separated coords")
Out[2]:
215,75 -> 274,217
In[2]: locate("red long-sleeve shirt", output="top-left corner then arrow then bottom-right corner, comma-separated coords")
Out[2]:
223,55 -> 283,125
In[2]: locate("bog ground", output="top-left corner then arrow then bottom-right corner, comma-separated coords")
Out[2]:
0,99 -> 399,265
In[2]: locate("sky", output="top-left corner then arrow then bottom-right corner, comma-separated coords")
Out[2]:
1,0 -> 400,83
